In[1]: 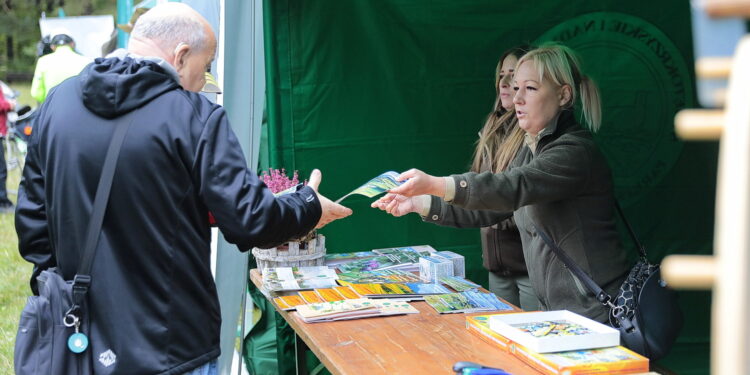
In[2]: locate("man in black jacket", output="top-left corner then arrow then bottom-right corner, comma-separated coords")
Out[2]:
15,3 -> 351,374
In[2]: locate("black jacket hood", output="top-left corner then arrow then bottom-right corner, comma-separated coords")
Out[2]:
80,56 -> 181,118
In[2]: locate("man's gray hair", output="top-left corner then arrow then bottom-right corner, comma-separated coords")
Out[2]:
130,4 -> 208,53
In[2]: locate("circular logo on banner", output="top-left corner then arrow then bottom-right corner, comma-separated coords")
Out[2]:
535,12 -> 693,202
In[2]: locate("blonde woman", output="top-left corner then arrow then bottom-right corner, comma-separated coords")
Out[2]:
469,46 -> 537,310
374,44 -> 629,323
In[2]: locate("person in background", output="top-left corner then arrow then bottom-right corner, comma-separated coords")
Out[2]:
35,35 -> 54,58
371,46 -> 539,310
373,44 -> 629,323
15,3 -> 352,374
0,92 -> 15,213
30,31 -> 91,103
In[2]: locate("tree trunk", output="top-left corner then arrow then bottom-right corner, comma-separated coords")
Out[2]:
6,35 -> 13,61
83,0 -> 93,15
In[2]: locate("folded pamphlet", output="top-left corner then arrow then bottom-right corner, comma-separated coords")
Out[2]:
262,266 -> 339,292
335,171 -> 404,203
296,298 -> 419,323
425,290 -> 513,314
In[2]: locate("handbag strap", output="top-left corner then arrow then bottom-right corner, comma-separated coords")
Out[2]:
614,201 -> 647,259
531,222 -> 614,307
69,113 -> 137,318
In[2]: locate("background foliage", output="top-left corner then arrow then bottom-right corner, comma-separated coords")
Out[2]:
0,0 -> 116,81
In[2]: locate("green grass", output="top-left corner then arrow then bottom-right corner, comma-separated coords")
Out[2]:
0,160 -> 28,372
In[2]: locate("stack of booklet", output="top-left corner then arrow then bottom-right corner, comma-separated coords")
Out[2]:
275,285 -> 362,310
466,313 -> 649,375
272,282 -> 452,310
295,298 -> 420,323
331,246 -> 436,273
424,290 -> 513,314
336,269 -> 422,284
346,282 -> 451,300
261,266 -> 339,292
488,311 -> 619,353
439,276 -> 481,292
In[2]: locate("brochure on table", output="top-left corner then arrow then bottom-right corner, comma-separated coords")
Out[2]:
337,269 -> 422,284
466,315 -> 648,375
336,247 -> 428,273
489,310 -> 620,353
424,290 -> 513,314
262,266 -> 339,292
295,298 -> 420,323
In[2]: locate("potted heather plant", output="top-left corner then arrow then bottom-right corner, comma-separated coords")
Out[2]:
260,168 -> 301,196
253,168 -> 326,273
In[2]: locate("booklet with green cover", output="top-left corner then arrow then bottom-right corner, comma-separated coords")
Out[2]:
337,269 -> 422,284
424,290 -> 513,314
335,171 -> 403,203
262,266 -> 339,292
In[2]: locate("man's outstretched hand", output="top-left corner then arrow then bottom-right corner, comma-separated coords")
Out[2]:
307,169 -> 353,228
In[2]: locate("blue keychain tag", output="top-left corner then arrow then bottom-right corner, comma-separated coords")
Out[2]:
68,332 -> 89,353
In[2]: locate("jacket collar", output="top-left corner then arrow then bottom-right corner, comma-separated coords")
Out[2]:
538,109 -> 576,141
106,48 -> 181,85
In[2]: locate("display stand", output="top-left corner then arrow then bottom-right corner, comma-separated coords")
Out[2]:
664,4 -> 750,373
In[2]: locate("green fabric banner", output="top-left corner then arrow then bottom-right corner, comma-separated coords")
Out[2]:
262,1 -> 714,372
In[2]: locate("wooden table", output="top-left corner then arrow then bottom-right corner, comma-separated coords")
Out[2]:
250,269 -> 543,375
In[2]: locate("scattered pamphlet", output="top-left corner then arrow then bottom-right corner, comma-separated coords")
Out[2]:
336,248 -> 424,273
465,314 -> 648,374
274,295 -> 307,311
512,343 -> 649,375
299,290 -> 326,304
324,251 -> 378,267
334,286 -> 361,299
424,290 -> 513,314
314,288 -> 347,302
488,310 -> 620,353
296,298 -> 420,323
466,314 -> 517,352
335,171 -> 404,203
371,245 -> 437,255
439,276 -> 481,292
346,282 -> 451,300
274,286 -> 363,311
262,266 -> 339,292
337,269 -> 422,284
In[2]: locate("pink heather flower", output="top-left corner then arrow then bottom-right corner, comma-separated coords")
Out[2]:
259,168 -> 305,194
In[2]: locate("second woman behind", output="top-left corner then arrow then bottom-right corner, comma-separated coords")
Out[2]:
374,44 -> 629,323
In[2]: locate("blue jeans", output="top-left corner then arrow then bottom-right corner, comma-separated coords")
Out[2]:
183,360 -> 218,375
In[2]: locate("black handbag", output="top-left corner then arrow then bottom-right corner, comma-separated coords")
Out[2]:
14,115 -> 135,375
532,202 -> 683,360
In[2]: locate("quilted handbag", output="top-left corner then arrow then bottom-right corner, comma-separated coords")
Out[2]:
533,202 -> 683,360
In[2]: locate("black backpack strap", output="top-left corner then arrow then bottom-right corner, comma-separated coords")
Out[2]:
614,201 -> 648,260
531,222 -> 614,308
69,113 -> 137,318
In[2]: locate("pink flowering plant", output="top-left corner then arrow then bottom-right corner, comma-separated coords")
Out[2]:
260,168 -> 298,193
260,168 -> 303,195
259,168 -> 316,243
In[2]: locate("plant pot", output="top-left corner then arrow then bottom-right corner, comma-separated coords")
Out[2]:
252,234 -> 326,274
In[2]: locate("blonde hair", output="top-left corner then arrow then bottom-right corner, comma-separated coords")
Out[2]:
472,110 -> 525,172
471,46 -> 530,173
516,43 -> 602,132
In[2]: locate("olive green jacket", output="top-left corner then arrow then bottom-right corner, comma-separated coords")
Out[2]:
424,196 -> 527,276
436,110 -> 629,322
